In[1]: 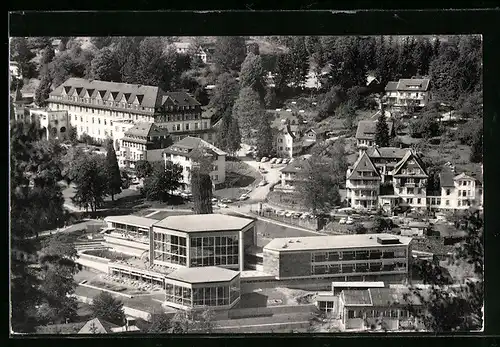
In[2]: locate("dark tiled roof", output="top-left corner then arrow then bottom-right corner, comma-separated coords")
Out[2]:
384,81 -> 399,91
367,147 -> 408,159
347,152 -> 381,180
50,78 -> 200,110
396,78 -> 430,92
356,120 -> 394,140
392,150 -> 428,177
124,122 -> 168,138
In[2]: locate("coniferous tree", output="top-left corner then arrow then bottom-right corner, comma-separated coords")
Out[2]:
232,87 -> 263,141
35,74 -> 52,107
190,149 -> 214,214
255,112 -> 274,158
375,107 -> 390,147
227,117 -> 242,156
105,140 -> 122,202
239,52 -> 266,100
470,128 -> 483,163
213,36 -> 247,73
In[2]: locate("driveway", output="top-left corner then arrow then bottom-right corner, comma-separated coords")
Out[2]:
245,159 -> 285,202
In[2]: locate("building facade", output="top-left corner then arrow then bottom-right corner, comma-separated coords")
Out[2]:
118,122 -> 170,169
346,152 -> 382,210
163,136 -> 226,188
47,78 -> 214,145
10,61 -> 22,80
384,78 -> 431,112
263,234 -> 413,283
279,159 -> 309,192
428,171 -> 483,210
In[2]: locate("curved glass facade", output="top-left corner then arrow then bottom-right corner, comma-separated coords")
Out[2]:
153,233 -> 187,266
165,277 -> 240,309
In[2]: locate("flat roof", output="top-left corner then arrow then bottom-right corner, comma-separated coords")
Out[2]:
263,233 -> 412,252
332,281 -> 385,288
153,214 -> 254,233
166,266 -> 239,284
104,215 -> 158,228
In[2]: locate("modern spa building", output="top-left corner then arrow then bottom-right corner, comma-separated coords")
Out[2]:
102,213 -> 255,311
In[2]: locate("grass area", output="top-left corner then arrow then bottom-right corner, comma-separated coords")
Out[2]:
83,249 -> 135,261
267,191 -> 307,211
214,187 -> 249,200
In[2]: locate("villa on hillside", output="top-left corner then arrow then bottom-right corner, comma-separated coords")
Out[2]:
356,120 -> 395,149
384,78 -> 431,112
163,136 -> 226,189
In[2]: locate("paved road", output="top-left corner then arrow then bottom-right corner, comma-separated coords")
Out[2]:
244,159 -> 285,202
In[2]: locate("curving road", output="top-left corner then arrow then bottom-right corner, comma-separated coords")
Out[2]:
244,159 -> 285,202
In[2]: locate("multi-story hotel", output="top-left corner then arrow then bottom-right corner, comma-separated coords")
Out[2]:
163,136 -> 226,188
47,78 -> 215,145
384,78 -> 431,112
263,234 -> 412,283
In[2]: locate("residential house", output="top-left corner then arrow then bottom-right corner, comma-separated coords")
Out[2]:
428,171 -> 483,210
384,78 -> 431,112
365,147 -> 408,183
112,119 -> 136,152
391,150 -> 429,210
47,78 -> 214,145
356,120 -> 395,149
279,159 -> 310,192
172,42 -> 211,64
118,122 -> 171,169
346,152 -> 382,210
163,136 -> 226,190
276,123 -> 303,158
338,287 -> 425,331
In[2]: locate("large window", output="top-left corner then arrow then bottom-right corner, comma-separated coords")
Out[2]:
165,283 -> 192,307
153,232 -> 187,266
190,235 -> 239,267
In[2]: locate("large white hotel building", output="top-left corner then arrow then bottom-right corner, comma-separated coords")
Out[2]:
46,78 -> 215,145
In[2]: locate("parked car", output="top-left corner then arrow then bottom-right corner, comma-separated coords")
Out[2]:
261,157 -> 269,163
238,194 -> 249,201
218,203 -> 228,208
339,218 -> 346,224
300,213 -> 310,219
221,198 -> 233,203
270,158 -> 278,164
293,212 -> 302,218
259,168 -> 268,174
277,210 -> 286,216
258,180 -> 268,186
282,158 -> 289,164
346,217 -> 354,225
276,158 -> 283,164
285,211 -> 293,218
211,198 -> 218,203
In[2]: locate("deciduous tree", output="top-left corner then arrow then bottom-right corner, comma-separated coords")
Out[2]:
90,292 -> 126,326
71,153 -> 109,212
135,160 -> 153,179
142,161 -> 183,202
209,72 -> 239,115
239,52 -> 266,100
91,47 -> 121,82
232,87 -> 263,140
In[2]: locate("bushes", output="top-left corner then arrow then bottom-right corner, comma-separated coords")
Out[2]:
455,119 -> 482,146
409,113 -> 440,139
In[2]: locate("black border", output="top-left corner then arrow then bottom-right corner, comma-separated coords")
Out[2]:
7,8 -> 500,346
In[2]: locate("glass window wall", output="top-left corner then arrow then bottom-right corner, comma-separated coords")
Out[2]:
190,235 -> 239,267
166,278 -> 240,308
153,232 -> 187,266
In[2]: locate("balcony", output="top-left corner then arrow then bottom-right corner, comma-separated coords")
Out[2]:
405,182 -> 416,188
353,195 -> 378,201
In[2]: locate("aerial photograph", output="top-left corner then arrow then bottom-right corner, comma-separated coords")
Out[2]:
9,35 -> 483,334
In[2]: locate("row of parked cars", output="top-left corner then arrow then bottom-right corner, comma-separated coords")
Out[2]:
272,209 -> 315,219
260,157 -> 294,165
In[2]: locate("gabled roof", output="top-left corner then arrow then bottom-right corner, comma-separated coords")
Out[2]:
161,92 -> 200,107
392,150 -> 428,177
124,122 -> 168,138
347,152 -> 381,180
367,147 -> 408,160
78,318 -> 120,334
356,120 -> 394,141
454,172 -> 475,181
164,136 -> 226,157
